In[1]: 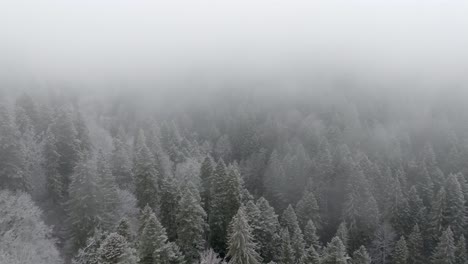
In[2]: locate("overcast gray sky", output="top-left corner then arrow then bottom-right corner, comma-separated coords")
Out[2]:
1,0 -> 467,90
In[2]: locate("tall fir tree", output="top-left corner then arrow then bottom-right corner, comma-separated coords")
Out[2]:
98,232 -> 138,264
431,227 -> 456,264
335,222 -> 349,251
443,174 -> 466,235
278,227 -> 295,264
159,175 -> 180,241
455,235 -> 467,264
96,149 -> 119,229
407,224 -> 425,264
322,236 -> 350,264
226,207 -> 262,264
176,183 -> 207,263
304,219 -> 321,250
116,217 -> 133,242
256,197 -> 280,263
44,127 -> 63,203
133,130 -> 159,210
111,127 -> 134,190
281,204 -> 306,263
394,236 -> 408,264
200,155 -> 214,216
296,181 -> 321,230
352,245 -> 371,264
301,245 -> 321,264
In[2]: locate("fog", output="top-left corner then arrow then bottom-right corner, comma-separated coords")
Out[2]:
1,0 -> 468,96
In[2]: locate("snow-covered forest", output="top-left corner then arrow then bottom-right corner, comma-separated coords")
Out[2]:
2,1 -> 468,264
1,85 -> 468,264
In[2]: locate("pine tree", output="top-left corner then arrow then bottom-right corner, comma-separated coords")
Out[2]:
209,159 -> 241,254
133,130 -> 159,209
352,245 -> 371,264
263,150 -> 287,208
74,111 -> 93,153
66,154 -> 104,254
138,204 -> 153,236
138,213 -> 184,264
98,232 -> 137,264
301,245 -> 321,264
407,186 -> 426,230
394,236 -> 408,264
200,155 -> 214,216
72,229 -> 108,264
159,175 -> 181,241
116,217 -> 133,242
256,197 -> 280,263
0,104 -> 28,191
431,227 -> 456,264
281,205 -> 305,263
279,228 -> 295,264
370,222 -> 396,264
296,182 -> 321,230
245,200 -> 261,236
176,183 -> 207,263
455,235 -> 467,264
444,174 -> 466,235
407,224 -> 425,264
96,149 -> 119,229
335,222 -> 349,251
322,236 -> 350,264
112,127 -> 134,190
304,219 -> 320,250
44,127 -> 63,203
226,207 -> 262,264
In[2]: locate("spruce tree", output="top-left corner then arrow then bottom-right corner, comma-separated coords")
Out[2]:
96,149 -> 119,229
352,245 -> 371,264
159,175 -> 181,241
226,207 -> 262,264
256,197 -> 280,263
111,127 -> 134,190
116,217 -> 133,242
304,219 -> 321,250
407,224 -> 425,264
301,245 -> 321,264
322,236 -> 350,264
279,228 -> 295,264
455,235 -> 467,264
394,236 -> 408,264
133,130 -> 159,209
296,182 -> 321,230
200,155 -> 214,216
431,227 -> 456,264
281,204 -> 305,263
209,159 -> 241,254
444,174 -> 466,235
72,229 -> 108,264
98,232 -> 138,264
176,183 -> 207,263
335,222 -> 349,251
44,127 -> 63,204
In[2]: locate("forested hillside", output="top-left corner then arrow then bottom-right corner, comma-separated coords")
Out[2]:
1,86 -> 468,264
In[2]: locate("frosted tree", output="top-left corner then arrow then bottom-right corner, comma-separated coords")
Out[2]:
116,217 -> 133,242
352,245 -> 371,264
304,219 -> 321,250
0,191 -> 62,264
209,159 -> 241,253
200,249 -> 224,264
278,228 -> 295,264
443,174 -> 466,235
455,235 -> 467,264
111,127 -> 134,190
407,186 -> 426,231
301,245 -> 321,264
370,222 -> 396,264
281,204 -> 306,263
96,149 -> 119,229
138,213 -> 184,264
176,183 -> 207,262
226,207 -> 262,264
200,155 -> 214,214
0,104 -> 28,191
296,182 -> 321,230
394,236 -> 408,264
72,229 -> 108,264
335,222 -> 349,250
98,232 -> 138,264
256,197 -> 280,262
133,130 -> 159,209
75,111 -> 93,153
407,224 -> 425,264
263,150 -> 287,208
245,200 -> 261,237
321,236 -> 350,264
65,154 -> 105,254
159,175 -> 181,241
44,127 -> 63,204
431,227 -> 456,264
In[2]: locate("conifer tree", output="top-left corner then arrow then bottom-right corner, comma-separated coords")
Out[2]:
44,127 -> 63,203
138,204 -> 153,236
200,155 -> 214,215
279,228 -> 295,264
335,222 -> 349,250
133,130 -> 159,209
72,229 -> 108,264
226,207 -> 262,264
112,127 -> 134,190
66,154 -> 104,254
301,245 -> 321,264
352,245 -> 371,264
116,217 -> 133,242
159,175 -> 180,241
304,219 -> 321,250
407,186 -> 426,230
407,224 -> 425,264
98,232 -> 138,264
322,236 -> 350,264
444,174 -> 466,235
176,183 -> 207,263
256,197 -> 280,263
209,159 -> 241,254
281,205 -> 305,263
296,182 -> 321,230
245,200 -> 261,236
455,235 -> 467,264
96,150 -> 119,229
394,236 -> 408,264
431,227 -> 456,264
0,104 -> 28,191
